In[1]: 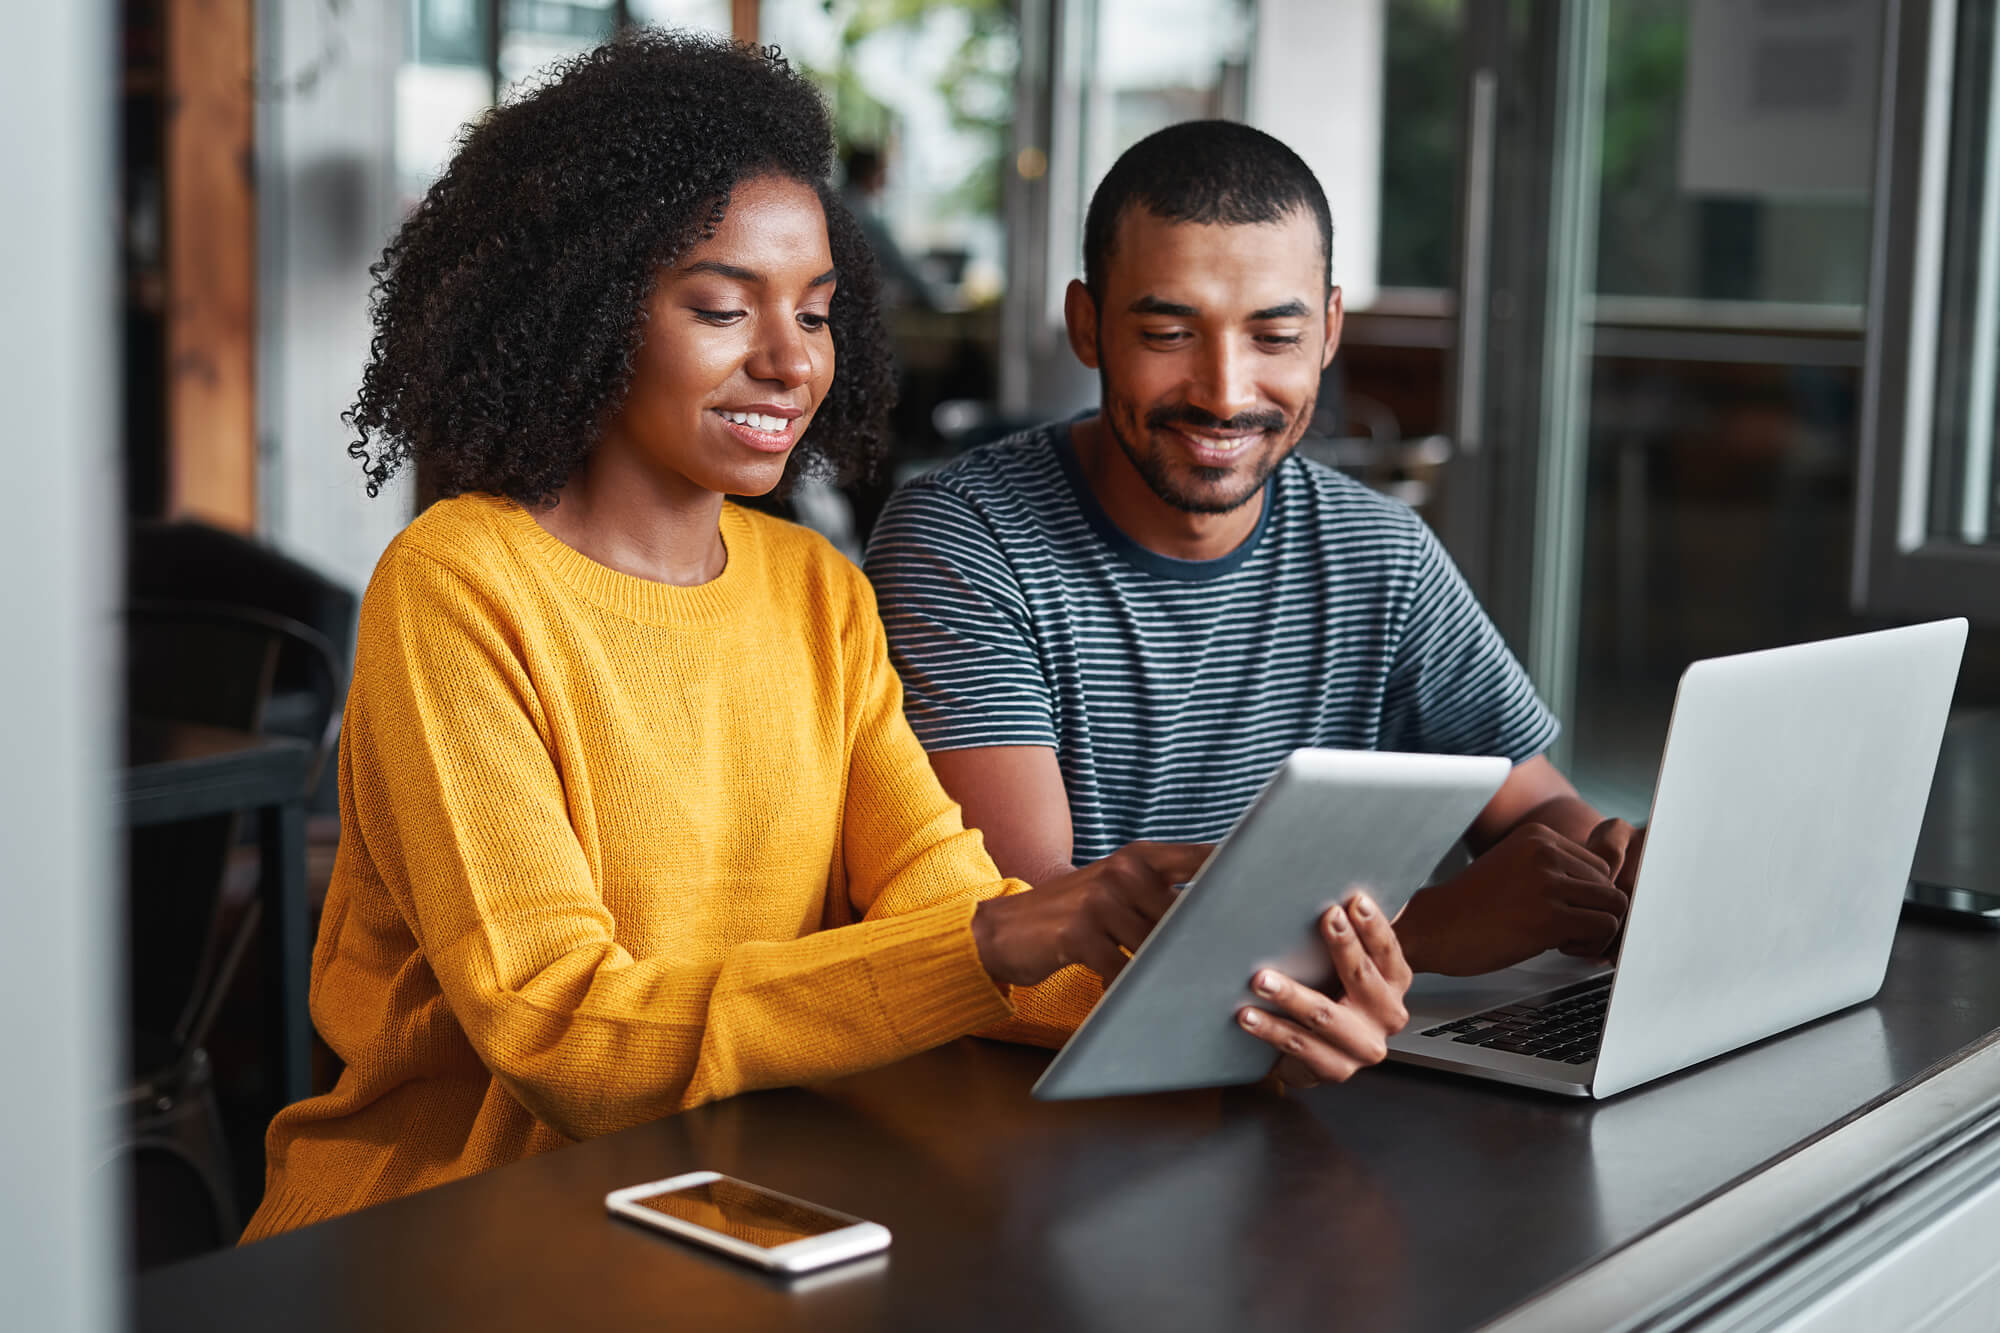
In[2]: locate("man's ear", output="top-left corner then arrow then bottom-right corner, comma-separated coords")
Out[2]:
1064,279 -> 1101,369
1321,285 -> 1345,370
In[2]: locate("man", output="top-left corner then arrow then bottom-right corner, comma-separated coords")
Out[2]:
841,144 -> 939,312
865,121 -> 1640,982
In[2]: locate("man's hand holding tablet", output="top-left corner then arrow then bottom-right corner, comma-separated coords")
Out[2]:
1238,891 -> 1413,1089
1031,750 -> 1509,1101
973,839 -> 1414,1090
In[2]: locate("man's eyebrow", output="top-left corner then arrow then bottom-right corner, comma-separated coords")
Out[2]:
1249,299 -> 1311,320
1126,294 -> 1311,320
678,260 -> 838,288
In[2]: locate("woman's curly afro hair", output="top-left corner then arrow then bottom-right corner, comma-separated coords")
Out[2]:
348,30 -> 895,504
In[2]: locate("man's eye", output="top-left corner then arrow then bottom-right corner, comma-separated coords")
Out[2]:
1141,330 -> 1190,345
1258,333 -> 1305,348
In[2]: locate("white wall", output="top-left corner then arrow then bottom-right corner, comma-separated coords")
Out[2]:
260,0 -> 413,604
1249,0 -> 1383,311
0,4 -> 119,1329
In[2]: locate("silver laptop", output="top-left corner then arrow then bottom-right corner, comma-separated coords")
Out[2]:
1387,619 -> 1967,1099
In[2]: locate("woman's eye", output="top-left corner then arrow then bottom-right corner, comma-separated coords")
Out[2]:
798,311 -> 830,331
692,308 -> 746,325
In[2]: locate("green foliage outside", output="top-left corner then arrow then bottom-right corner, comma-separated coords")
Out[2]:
793,0 -> 1018,216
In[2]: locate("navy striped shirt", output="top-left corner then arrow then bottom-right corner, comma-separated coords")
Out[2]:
863,420 -> 1559,864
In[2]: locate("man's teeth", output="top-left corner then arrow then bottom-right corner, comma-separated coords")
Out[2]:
720,410 -> 788,432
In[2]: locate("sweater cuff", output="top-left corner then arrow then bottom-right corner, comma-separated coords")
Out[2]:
865,897 -> 1015,1052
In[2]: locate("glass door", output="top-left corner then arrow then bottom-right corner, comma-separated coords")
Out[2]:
1437,0 -> 1985,815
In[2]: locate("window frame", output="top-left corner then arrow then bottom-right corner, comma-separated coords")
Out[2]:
1854,0 -> 2000,622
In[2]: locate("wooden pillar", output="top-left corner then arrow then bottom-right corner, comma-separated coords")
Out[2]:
733,0 -> 759,44
164,0 -> 257,531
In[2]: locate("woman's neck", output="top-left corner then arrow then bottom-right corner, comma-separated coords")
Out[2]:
531,448 -> 729,587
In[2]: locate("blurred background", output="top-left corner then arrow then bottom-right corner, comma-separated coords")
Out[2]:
11,0 -> 2000,1316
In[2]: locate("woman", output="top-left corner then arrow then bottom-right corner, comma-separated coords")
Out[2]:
245,31 -> 1408,1241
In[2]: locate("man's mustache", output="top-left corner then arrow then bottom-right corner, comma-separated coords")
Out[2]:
1145,404 -> 1288,435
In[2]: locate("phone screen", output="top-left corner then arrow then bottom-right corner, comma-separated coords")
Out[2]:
628,1178 -> 853,1250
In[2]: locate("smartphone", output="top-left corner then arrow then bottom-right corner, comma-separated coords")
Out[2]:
605,1172 -> 890,1273
1902,879 -> 2000,929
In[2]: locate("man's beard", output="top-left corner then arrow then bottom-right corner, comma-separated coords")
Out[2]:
1098,370 -> 1306,515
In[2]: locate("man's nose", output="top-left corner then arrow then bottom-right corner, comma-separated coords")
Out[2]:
1184,338 -> 1258,424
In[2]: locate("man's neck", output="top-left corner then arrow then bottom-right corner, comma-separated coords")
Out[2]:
1067,414 -> 1267,563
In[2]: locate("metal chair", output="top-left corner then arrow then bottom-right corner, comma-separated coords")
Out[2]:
126,520 -> 358,804
116,599 -> 341,1267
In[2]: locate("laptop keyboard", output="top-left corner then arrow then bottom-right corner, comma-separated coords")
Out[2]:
1417,976 -> 1611,1065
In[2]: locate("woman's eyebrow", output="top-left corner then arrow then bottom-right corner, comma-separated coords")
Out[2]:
681,259 -> 763,282
677,261 -> 839,287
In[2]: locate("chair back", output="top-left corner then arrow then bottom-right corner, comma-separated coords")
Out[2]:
127,521 -> 357,790
123,600 -> 338,1054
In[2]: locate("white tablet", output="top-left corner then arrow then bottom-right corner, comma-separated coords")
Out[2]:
1031,748 -> 1510,1100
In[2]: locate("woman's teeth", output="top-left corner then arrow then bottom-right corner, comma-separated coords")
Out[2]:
720,410 -> 788,432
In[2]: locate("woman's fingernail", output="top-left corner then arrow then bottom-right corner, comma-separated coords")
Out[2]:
1351,894 -> 1376,919
1254,970 -> 1280,996
1326,905 -> 1350,933
1239,1008 -> 1262,1029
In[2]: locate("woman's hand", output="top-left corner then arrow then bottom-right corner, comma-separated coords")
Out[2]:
1237,891 -> 1413,1087
971,841 -> 1213,987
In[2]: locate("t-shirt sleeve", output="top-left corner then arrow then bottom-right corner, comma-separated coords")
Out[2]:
1381,520 -> 1560,762
863,478 -> 1057,752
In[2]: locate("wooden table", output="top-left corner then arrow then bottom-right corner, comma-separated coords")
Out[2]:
124,718 -> 314,1107
139,919 -> 2000,1332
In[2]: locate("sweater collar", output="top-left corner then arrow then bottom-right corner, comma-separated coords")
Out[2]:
487,495 -> 755,628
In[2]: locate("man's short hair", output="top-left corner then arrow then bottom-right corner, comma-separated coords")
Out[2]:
1082,120 -> 1334,299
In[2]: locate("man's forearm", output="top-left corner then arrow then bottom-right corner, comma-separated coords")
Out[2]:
1510,794 -> 1604,847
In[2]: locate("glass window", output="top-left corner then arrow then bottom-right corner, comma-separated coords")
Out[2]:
1077,0 -> 1253,195
397,0 -> 495,203
499,0 -> 619,99
1596,0 -> 1874,312
399,1 -> 732,210
1378,0 -> 1460,292
1857,0 -> 2000,621
1925,0 -> 2000,545
762,0 -> 1019,310
1374,0 -> 1875,314
628,0 -> 733,35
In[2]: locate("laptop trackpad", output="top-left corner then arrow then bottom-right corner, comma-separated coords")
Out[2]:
1403,952 -> 1612,1025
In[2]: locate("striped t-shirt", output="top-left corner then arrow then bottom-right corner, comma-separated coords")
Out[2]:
862,419 -> 1559,864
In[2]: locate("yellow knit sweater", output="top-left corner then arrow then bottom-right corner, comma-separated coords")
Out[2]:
244,495 -> 1094,1241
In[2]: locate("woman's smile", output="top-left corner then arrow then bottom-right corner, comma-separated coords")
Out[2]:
712,403 -> 804,453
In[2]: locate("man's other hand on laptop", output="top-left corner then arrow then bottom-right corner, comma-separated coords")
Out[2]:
1585,817 -> 1648,960
1236,891 -> 1413,1088
1586,817 -> 1647,902
1390,824 -> 1631,976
